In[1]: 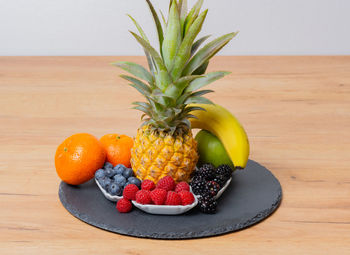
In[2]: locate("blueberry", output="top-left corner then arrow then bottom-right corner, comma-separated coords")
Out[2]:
95,169 -> 105,179
110,168 -> 119,177
128,177 -> 141,188
105,168 -> 115,178
122,168 -> 134,179
113,164 -> 126,175
108,183 -> 121,196
104,162 -> 114,169
98,177 -> 112,190
113,174 -> 127,187
113,174 -> 121,182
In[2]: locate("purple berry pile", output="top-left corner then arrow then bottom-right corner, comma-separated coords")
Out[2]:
190,164 -> 233,214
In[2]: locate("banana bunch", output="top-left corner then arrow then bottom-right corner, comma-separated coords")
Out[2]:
189,103 -> 250,169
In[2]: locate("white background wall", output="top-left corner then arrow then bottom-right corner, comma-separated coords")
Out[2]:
0,0 -> 349,56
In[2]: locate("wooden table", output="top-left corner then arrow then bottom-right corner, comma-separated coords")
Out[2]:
0,56 -> 349,254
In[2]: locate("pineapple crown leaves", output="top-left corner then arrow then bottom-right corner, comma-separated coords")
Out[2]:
113,0 -> 237,134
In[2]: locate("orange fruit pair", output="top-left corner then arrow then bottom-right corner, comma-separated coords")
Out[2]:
55,133 -> 134,185
100,134 -> 134,168
55,133 -> 106,185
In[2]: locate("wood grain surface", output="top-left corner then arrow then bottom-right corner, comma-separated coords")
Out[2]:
0,56 -> 349,254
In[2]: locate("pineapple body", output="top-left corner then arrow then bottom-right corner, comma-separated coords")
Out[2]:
131,125 -> 198,183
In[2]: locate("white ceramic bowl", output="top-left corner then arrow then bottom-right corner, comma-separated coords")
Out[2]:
132,195 -> 198,215
96,176 -> 231,215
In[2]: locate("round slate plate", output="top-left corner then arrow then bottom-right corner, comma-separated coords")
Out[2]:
59,160 -> 282,240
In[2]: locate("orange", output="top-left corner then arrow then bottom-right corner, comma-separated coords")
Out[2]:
100,134 -> 134,168
55,133 -> 106,185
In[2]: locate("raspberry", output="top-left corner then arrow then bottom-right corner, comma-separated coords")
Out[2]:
175,182 -> 190,193
141,179 -> 156,191
157,176 -> 175,192
178,191 -> 195,205
123,184 -> 139,200
116,198 -> 132,213
165,191 -> 181,206
135,190 -> 152,204
150,188 -> 167,205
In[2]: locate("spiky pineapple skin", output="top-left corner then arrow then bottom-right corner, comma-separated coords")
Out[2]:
131,125 -> 198,183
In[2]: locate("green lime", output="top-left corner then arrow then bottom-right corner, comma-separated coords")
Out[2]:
195,130 -> 234,169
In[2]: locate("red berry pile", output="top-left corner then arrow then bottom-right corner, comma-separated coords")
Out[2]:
116,176 -> 195,213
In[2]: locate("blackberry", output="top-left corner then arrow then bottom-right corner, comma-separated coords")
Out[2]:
213,174 -> 227,188
216,164 -> 233,179
198,163 -> 215,170
200,163 -> 216,172
205,181 -> 220,197
198,194 -> 217,214
196,163 -> 215,181
191,168 -> 200,178
191,174 -> 204,183
190,179 -> 207,196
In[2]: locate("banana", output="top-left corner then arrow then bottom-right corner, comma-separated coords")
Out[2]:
189,103 -> 250,169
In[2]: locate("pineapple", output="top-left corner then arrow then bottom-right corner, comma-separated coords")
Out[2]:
114,0 -> 237,183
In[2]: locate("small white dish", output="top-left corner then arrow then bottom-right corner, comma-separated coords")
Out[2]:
95,178 -> 123,202
214,177 -> 232,200
132,195 -> 198,215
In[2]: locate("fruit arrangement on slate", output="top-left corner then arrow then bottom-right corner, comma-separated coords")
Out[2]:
55,0 -> 250,217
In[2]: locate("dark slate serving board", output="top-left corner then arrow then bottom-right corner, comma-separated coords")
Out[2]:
59,160 -> 282,240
